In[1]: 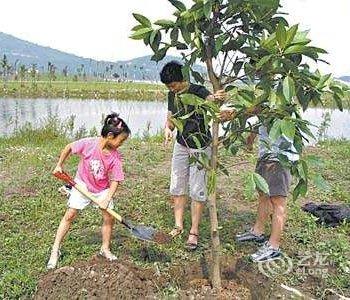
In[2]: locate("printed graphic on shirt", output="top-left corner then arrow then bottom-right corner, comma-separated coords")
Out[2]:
89,159 -> 105,180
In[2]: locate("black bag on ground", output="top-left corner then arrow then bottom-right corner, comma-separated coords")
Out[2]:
302,202 -> 350,227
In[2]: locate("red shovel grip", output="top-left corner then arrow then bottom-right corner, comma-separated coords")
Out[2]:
53,171 -> 76,186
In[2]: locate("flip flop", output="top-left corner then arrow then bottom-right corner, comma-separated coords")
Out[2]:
169,226 -> 184,238
186,233 -> 199,251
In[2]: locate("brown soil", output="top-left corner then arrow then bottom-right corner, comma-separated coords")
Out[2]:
4,185 -> 37,198
34,256 -> 160,300
152,231 -> 172,244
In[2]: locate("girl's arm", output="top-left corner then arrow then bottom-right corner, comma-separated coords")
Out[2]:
53,143 -> 73,173
99,181 -> 119,209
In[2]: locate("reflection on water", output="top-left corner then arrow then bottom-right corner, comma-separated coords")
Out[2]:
0,98 -> 167,137
0,98 -> 349,141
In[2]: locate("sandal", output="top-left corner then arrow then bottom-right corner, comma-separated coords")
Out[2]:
186,233 -> 199,251
47,249 -> 61,270
169,226 -> 184,238
99,248 -> 117,261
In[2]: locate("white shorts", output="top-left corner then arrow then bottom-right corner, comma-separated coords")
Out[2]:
67,179 -> 114,210
170,142 -> 211,202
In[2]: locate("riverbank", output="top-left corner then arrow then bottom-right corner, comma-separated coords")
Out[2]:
1,80 -> 349,108
0,119 -> 349,298
0,81 -> 167,101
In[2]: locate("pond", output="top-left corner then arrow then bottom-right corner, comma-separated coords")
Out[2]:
0,98 -> 349,141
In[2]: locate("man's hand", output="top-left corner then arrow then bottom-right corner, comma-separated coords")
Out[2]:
164,127 -> 173,146
52,164 -> 63,175
207,89 -> 227,102
218,109 -> 236,122
99,197 -> 111,210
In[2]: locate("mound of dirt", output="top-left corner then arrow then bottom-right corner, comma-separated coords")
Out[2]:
35,256 -> 160,300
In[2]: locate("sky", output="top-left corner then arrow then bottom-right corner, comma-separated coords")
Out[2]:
0,0 -> 349,76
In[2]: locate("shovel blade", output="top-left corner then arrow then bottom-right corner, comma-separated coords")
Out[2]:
130,225 -> 171,244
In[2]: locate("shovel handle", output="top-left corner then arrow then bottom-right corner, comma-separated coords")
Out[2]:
53,171 -> 123,223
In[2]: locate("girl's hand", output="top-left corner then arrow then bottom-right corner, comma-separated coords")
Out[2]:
52,165 -> 63,175
99,197 -> 111,210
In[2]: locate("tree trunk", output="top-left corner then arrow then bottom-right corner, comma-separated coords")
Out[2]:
208,120 -> 221,290
206,52 -> 222,290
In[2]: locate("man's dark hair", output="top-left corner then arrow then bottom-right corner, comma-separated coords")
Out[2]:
160,61 -> 184,84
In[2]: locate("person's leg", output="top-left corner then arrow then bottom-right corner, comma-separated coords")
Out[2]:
187,147 -> 209,246
172,195 -> 187,230
187,201 -> 204,244
269,196 -> 287,249
47,208 -> 78,267
100,209 -> 117,259
51,208 -> 78,251
169,142 -> 189,235
252,193 -> 273,235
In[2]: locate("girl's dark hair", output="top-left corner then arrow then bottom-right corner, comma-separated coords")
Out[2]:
101,113 -> 131,138
160,61 -> 184,84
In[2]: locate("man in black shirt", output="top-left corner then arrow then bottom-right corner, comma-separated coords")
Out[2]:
161,61 -> 224,250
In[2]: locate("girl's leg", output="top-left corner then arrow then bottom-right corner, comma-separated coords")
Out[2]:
48,208 -> 78,268
52,208 -> 78,251
100,209 -> 116,259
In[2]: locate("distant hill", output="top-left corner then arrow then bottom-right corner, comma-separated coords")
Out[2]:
0,32 -> 204,81
338,76 -> 350,83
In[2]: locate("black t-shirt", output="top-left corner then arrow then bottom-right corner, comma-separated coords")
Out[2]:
168,84 -> 211,149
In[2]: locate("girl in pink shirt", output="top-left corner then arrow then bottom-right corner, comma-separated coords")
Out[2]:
47,113 -> 130,269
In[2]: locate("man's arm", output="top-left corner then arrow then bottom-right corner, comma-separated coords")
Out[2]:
164,111 -> 175,145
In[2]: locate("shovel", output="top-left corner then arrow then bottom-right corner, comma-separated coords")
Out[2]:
53,171 -> 171,244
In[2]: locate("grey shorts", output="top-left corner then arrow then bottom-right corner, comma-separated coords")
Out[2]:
255,160 -> 292,198
170,142 -> 211,202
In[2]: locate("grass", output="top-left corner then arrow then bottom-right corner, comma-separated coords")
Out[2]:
0,119 -> 349,299
0,80 -> 167,101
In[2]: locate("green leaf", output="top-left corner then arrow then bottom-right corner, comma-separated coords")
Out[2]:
334,94 -> 343,111
151,46 -> 169,62
170,28 -> 179,43
150,31 -> 161,52
246,173 -> 256,194
285,24 -> 299,46
203,0 -> 212,19
215,35 -> 227,55
256,54 -> 273,69
180,26 -> 192,44
170,117 -> 184,132
284,45 -> 308,55
191,70 -> 204,84
130,28 -> 153,40
269,120 -> 282,141
297,160 -> 308,180
131,24 -> 145,31
155,19 -> 175,28
312,174 -> 330,191
253,173 -> 269,194
280,119 -> 296,139
293,179 -> 307,200
132,13 -> 152,27
276,22 -> 287,48
283,76 -> 295,102
168,0 -> 186,12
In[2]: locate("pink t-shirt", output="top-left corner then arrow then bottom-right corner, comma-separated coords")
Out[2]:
71,137 -> 124,193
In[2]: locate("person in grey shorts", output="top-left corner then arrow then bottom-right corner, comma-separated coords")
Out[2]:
235,125 -> 299,262
160,61 -> 224,250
